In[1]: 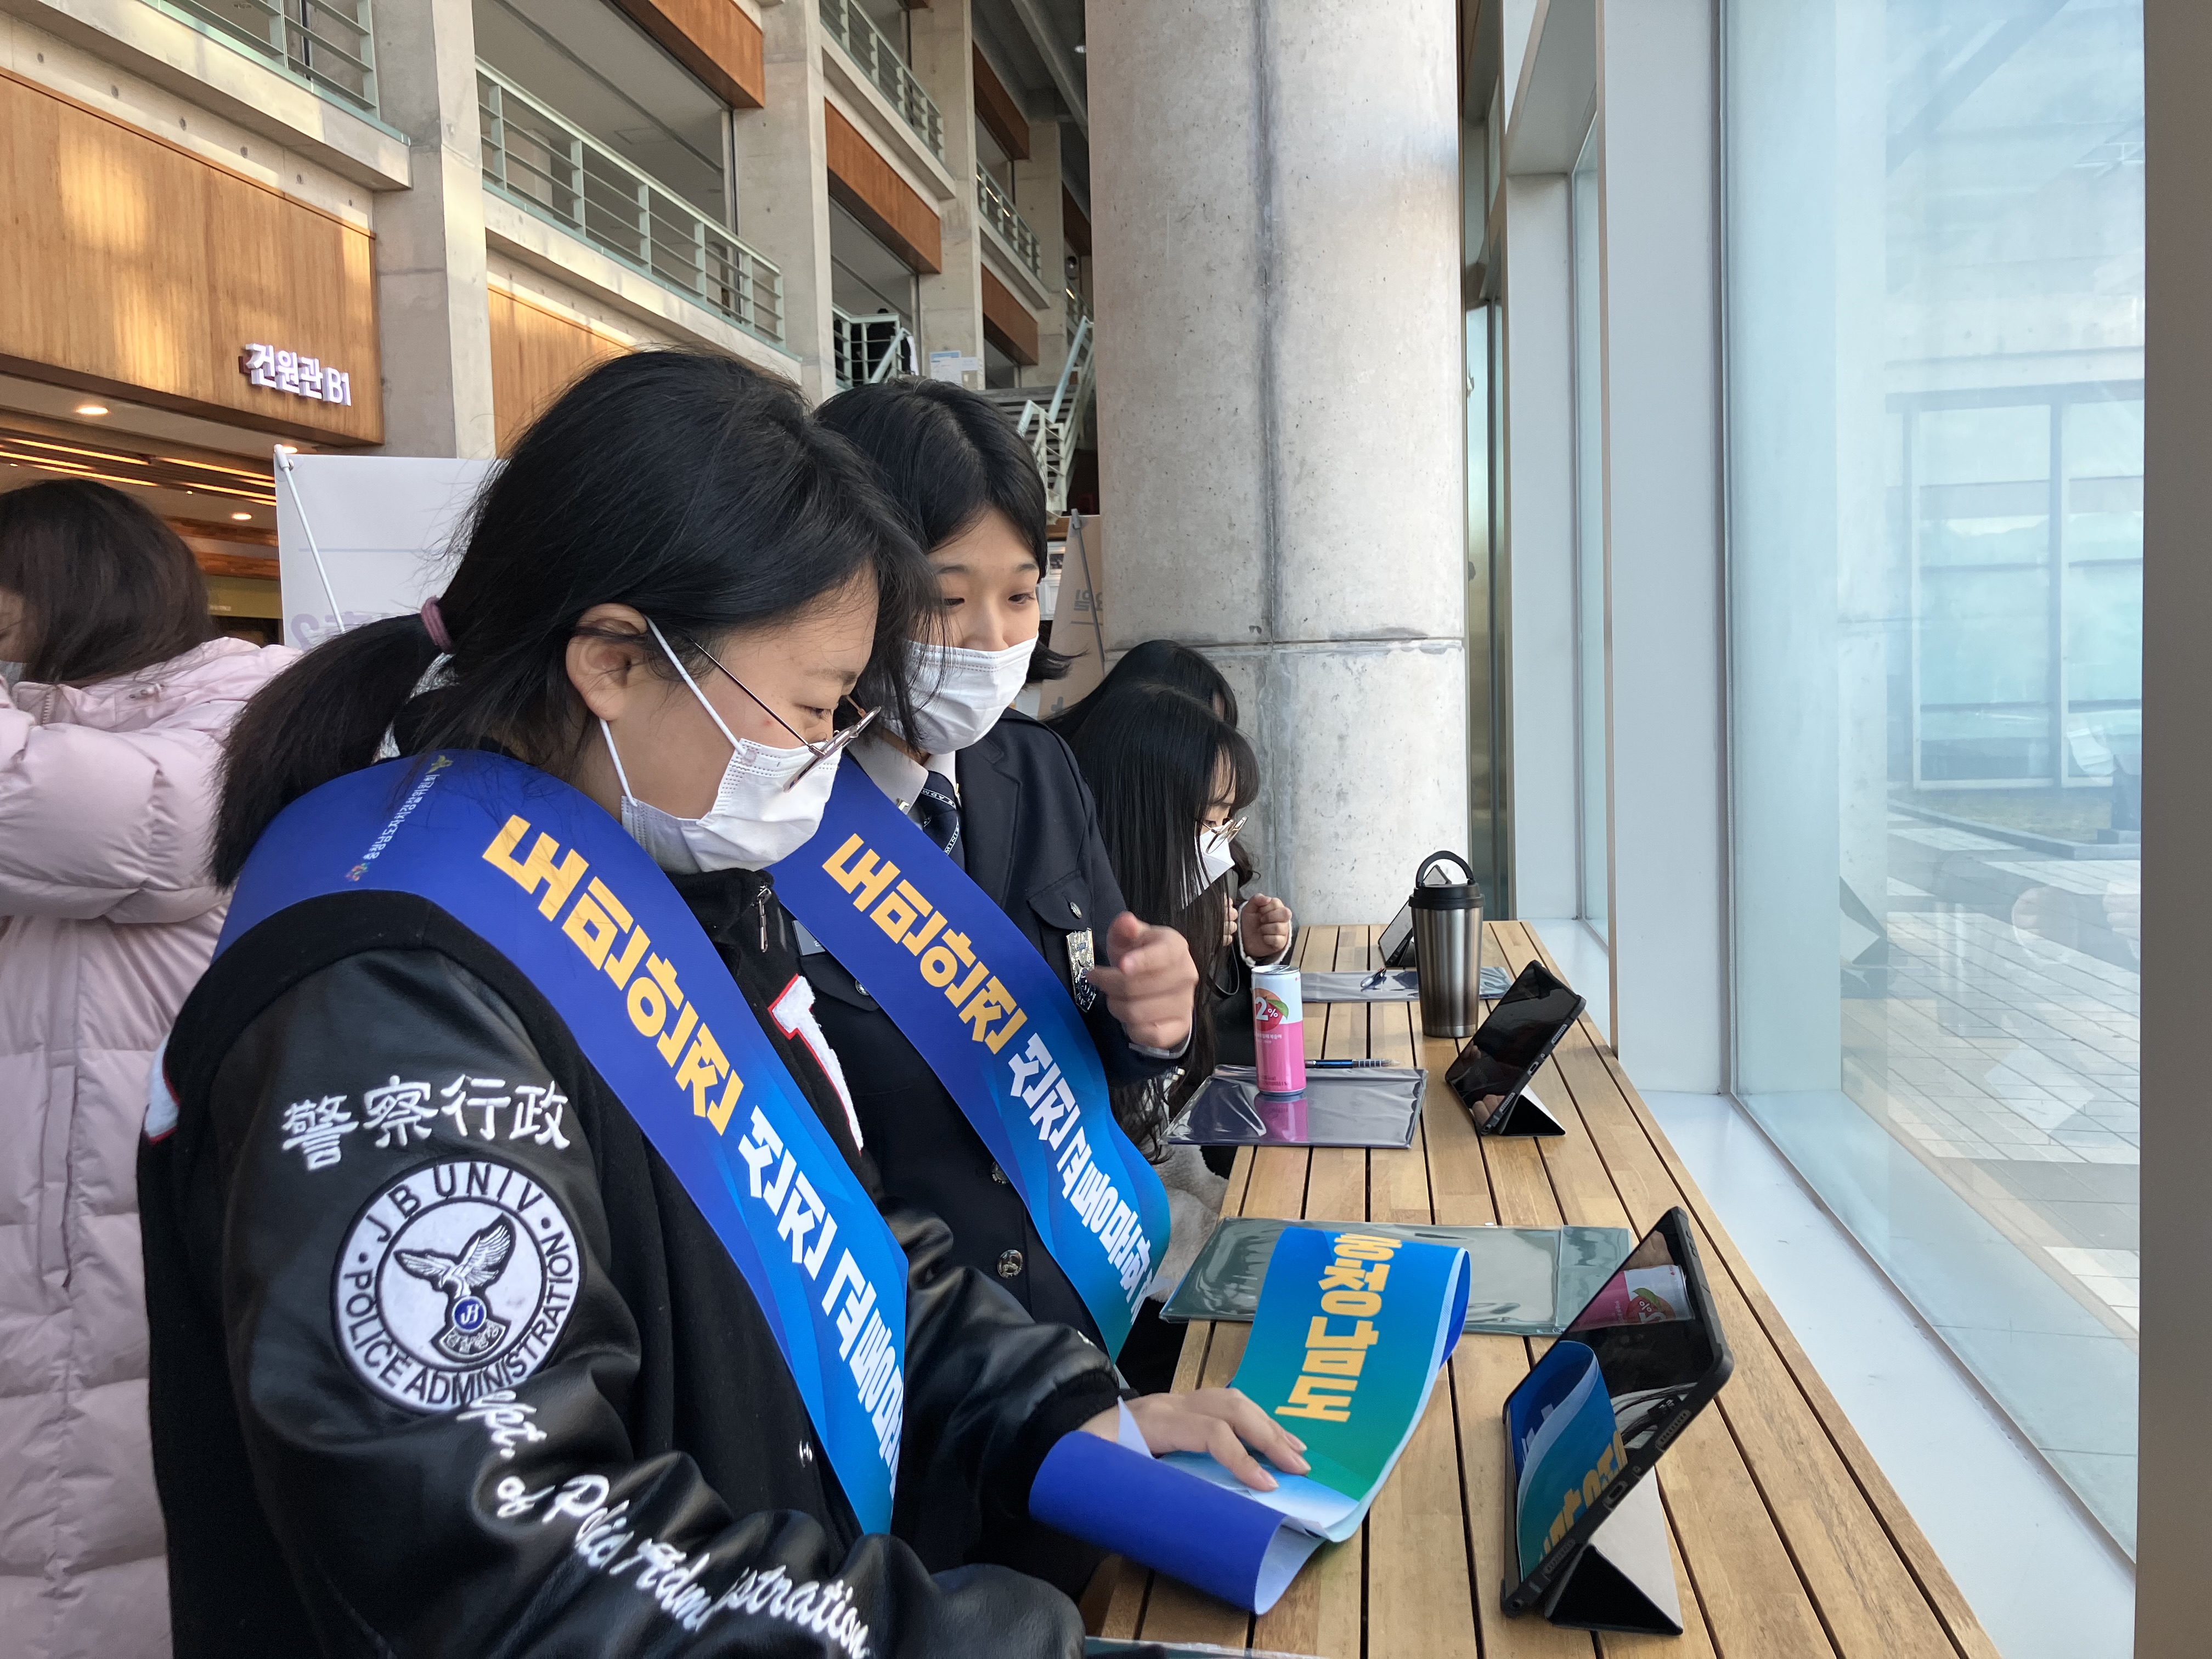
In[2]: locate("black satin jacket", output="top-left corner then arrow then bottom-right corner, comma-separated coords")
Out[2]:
138,856 -> 1119,1658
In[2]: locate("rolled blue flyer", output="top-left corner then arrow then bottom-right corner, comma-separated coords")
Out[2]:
1030,1226 -> 1470,1613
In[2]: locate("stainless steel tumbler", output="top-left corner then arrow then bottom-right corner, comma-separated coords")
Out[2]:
1409,851 -> 1484,1039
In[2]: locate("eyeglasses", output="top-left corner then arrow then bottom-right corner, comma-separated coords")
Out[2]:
680,633 -> 878,791
1201,816 -> 1247,848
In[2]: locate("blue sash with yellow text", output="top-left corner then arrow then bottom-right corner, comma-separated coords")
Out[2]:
772,763 -> 1170,1356
216,752 -> 909,1533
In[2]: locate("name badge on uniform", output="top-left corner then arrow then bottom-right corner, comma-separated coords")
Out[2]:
1068,928 -> 1098,1012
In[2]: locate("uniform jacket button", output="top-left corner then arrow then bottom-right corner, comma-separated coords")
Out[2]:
1070,901 -> 1082,918
996,1249 -> 1025,1279
990,1163 -> 1010,1184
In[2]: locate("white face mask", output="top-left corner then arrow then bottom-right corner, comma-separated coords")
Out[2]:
1185,825 -> 1240,906
601,622 -> 839,873
891,637 -> 1034,754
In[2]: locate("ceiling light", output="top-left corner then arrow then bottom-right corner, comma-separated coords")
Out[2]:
75,403 -> 109,417
230,511 -> 253,522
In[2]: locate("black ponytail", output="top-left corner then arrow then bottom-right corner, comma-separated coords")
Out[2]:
213,349 -> 934,884
214,615 -> 442,879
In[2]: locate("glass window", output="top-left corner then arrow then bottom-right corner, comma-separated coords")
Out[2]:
977,120 -> 1015,198
830,202 -> 919,329
1571,120 -> 1607,939
1726,0 -> 2142,1550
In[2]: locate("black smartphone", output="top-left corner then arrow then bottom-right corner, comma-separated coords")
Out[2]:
1378,900 -> 1415,967
1502,1207 -> 1732,1616
1445,961 -> 1585,1131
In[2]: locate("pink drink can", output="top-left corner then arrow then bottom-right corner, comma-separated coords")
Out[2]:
1251,964 -> 1306,1094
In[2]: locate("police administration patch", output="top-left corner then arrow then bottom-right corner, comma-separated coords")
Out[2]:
335,1156 -> 581,1411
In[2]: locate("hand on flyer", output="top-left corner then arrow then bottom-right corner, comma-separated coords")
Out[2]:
1081,1387 -> 1311,1492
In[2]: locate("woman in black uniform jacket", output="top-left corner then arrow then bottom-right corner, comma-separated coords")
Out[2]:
807,381 -> 1205,1584
136,352 -> 1300,1659
806,380 -> 1197,1340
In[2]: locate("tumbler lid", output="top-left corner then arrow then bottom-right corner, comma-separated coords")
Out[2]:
1408,850 -> 1481,911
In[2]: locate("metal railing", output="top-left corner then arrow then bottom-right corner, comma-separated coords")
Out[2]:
818,0 -> 945,162
1014,314 -> 1093,516
977,168 -> 1042,278
478,67 -> 784,348
1065,286 -> 1091,336
832,309 -> 915,389
160,0 -> 376,111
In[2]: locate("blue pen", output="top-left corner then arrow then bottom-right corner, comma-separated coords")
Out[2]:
1308,1059 -> 1392,1069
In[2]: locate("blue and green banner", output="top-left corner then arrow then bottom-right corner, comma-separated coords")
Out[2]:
1029,1224 -> 1469,1611
772,763 -> 1169,1355
217,752 -> 911,1534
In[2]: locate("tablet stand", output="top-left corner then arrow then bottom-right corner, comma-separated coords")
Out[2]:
1478,1086 -> 1566,1138
1533,1476 -> 1683,1635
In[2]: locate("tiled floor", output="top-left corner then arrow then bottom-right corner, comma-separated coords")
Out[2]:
1750,812 -> 2143,1549
2046,1247 -> 2140,1330
1853,817 -> 2140,1346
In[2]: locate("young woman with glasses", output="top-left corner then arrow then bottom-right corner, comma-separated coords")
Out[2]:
139,352 -> 1301,1659
1060,682 -> 1298,1386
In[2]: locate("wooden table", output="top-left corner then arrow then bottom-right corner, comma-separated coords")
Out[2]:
1094,921 -> 1999,1659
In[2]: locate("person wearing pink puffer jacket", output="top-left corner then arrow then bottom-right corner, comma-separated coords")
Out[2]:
0,479 -> 295,1658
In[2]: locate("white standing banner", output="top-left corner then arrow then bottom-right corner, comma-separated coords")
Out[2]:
1028,513 -> 1107,720
275,452 -> 498,648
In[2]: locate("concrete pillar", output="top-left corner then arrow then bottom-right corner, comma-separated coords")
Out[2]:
1015,115 -> 1069,386
733,1 -> 838,400
368,0 -> 496,458
1087,0 -> 1467,924
906,0 -> 984,379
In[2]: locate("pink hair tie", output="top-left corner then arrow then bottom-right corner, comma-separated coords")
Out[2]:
420,597 -> 453,652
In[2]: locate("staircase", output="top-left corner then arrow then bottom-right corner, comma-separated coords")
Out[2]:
979,316 -> 1094,516
831,310 -> 916,389
840,308 -> 1094,516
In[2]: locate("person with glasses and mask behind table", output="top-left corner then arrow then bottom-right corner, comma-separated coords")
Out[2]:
138,352 -> 1305,1659
1061,684 -> 1294,1389
1045,642 -> 1293,1070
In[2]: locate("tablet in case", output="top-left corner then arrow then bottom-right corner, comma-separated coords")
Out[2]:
1446,961 -> 1585,1137
1500,1206 -> 1730,1634
1533,1473 -> 1683,1635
